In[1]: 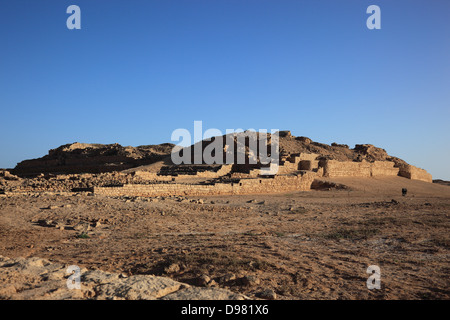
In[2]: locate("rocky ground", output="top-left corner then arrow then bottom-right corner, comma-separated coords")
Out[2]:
0,256 -> 246,300
0,176 -> 449,300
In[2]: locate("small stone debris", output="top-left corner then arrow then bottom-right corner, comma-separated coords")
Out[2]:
196,274 -> 211,287
164,263 -> 180,274
240,275 -> 260,286
73,221 -> 91,232
37,219 -> 56,227
219,273 -> 236,284
207,280 -> 219,287
256,288 -> 277,300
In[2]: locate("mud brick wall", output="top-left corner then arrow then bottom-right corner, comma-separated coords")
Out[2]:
320,160 -> 371,177
299,160 -> 319,170
94,173 -> 316,197
297,153 -> 319,161
370,161 -> 401,176
398,164 -> 432,183
277,153 -> 318,174
135,165 -> 233,181
277,162 -> 298,174
209,164 -> 233,177
133,172 -> 174,181
230,172 -> 257,179
319,160 -> 399,178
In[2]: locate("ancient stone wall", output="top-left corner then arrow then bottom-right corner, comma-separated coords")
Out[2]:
94,173 -> 316,197
277,162 -> 298,175
134,165 -> 233,181
133,172 -> 174,181
371,161 -> 401,176
230,169 -> 259,179
277,153 -> 318,174
318,160 -> 433,182
398,164 -> 432,183
299,160 -> 320,171
297,153 -> 320,161
319,160 -> 399,178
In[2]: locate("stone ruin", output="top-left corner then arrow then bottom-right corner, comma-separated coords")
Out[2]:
1,132 -> 433,197
93,153 -> 431,198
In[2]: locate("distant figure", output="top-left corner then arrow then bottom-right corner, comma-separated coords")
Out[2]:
402,188 -> 407,196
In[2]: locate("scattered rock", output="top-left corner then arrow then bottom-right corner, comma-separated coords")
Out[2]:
331,142 -> 349,148
164,263 -> 180,274
73,221 -> 91,232
196,274 -> 211,287
219,273 -> 236,284
208,280 -> 219,287
240,275 -> 260,286
161,287 -> 248,300
262,241 -> 274,249
256,289 -> 277,300
37,219 -> 55,227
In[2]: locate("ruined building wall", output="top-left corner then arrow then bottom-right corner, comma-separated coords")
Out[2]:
371,161 -> 402,176
134,165 -> 233,181
297,153 -> 320,161
277,153 -> 319,174
299,160 -> 319,171
133,172 -> 173,181
398,164 -> 433,183
277,162 -> 298,175
94,172 -> 316,197
319,160 -> 400,178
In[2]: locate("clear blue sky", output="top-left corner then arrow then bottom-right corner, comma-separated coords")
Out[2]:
1,0 -> 449,179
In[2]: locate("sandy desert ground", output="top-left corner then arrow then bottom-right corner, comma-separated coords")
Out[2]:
0,176 -> 449,300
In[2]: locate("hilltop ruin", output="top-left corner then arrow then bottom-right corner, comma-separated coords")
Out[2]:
1,131 -> 432,198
